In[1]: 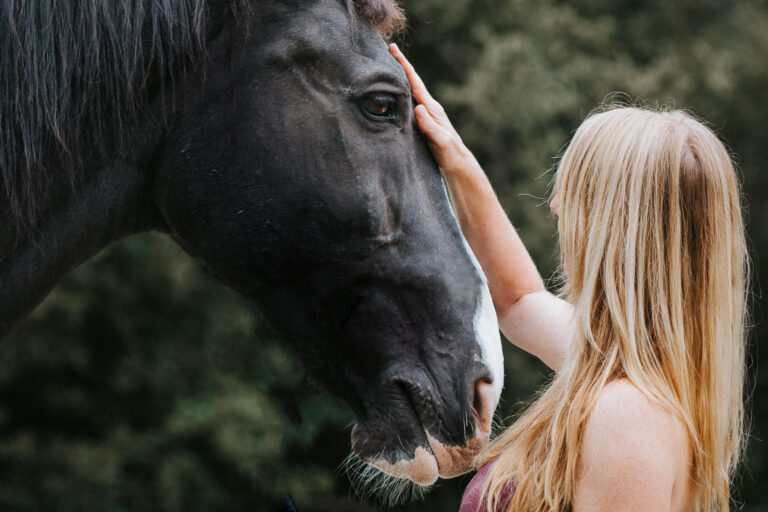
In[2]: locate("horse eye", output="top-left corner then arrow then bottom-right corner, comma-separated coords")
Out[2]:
361,93 -> 397,119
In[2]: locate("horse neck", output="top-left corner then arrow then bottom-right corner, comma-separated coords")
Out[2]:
0,159 -> 163,339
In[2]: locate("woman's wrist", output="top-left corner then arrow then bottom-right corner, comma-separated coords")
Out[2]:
441,148 -> 485,186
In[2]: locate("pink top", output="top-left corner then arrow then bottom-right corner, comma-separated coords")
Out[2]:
459,460 -> 514,512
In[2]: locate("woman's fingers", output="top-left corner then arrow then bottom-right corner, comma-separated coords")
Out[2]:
388,44 -> 434,106
389,44 -> 455,129
389,44 -> 471,174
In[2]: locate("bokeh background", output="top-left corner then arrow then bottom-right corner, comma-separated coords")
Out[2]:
2,0 -> 767,510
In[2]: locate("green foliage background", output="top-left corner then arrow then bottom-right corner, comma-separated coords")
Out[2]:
2,0 -> 767,510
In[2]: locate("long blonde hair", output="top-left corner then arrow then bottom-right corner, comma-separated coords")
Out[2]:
476,106 -> 748,512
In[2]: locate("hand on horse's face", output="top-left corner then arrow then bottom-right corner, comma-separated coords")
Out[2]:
389,44 -> 478,179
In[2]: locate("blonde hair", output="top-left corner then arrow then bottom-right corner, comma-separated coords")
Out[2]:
476,106 -> 748,512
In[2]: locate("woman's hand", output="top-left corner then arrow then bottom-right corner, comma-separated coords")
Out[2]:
389,44 -> 479,178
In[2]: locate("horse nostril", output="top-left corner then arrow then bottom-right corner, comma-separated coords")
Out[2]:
472,378 -> 497,436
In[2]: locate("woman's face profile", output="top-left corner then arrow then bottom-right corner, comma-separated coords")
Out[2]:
550,194 -> 561,217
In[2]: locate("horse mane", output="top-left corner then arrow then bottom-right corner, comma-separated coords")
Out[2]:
0,0 -> 213,233
0,0 -> 404,233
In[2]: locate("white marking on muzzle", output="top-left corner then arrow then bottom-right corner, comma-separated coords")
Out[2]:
369,447 -> 439,486
465,240 -> 504,398
440,180 -> 504,399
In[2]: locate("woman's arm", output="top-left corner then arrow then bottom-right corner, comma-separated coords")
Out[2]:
389,44 -> 573,369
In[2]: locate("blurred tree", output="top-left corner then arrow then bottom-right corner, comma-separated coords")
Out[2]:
1,0 -> 767,510
0,235 -> 350,510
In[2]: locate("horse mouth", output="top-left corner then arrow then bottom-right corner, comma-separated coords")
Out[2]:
351,425 -> 491,487
350,380 -> 492,486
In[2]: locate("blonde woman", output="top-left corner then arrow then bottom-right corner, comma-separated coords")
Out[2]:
389,44 -> 748,512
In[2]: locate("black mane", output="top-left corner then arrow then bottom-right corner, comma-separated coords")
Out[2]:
0,0 -> 213,231
0,0 -> 402,233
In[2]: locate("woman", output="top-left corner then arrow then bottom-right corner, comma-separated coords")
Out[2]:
389,44 -> 748,512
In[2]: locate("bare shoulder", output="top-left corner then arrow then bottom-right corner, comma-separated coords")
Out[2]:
589,379 -> 687,438
574,379 -> 691,512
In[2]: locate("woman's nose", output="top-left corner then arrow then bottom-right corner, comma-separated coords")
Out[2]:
550,194 -> 560,216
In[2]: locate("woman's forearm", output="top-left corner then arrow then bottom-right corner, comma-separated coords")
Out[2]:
442,153 -> 545,314
388,43 -> 572,367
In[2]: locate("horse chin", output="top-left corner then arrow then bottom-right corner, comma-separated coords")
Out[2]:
369,446 -> 440,486
427,430 -> 490,478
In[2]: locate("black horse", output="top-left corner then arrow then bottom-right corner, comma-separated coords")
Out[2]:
0,0 -> 503,487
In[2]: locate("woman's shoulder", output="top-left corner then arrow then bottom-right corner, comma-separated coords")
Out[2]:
574,378 -> 692,511
589,379 -> 688,442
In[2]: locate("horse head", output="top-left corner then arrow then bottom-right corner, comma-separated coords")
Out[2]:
0,0 -> 504,489
156,0 -> 504,486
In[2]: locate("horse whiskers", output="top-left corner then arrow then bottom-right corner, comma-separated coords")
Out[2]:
489,413 -> 504,440
464,409 -> 471,442
340,451 -> 431,507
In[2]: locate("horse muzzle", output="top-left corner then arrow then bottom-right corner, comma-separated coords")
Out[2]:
350,372 -> 499,486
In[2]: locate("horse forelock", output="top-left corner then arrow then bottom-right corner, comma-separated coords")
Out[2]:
345,0 -> 406,40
